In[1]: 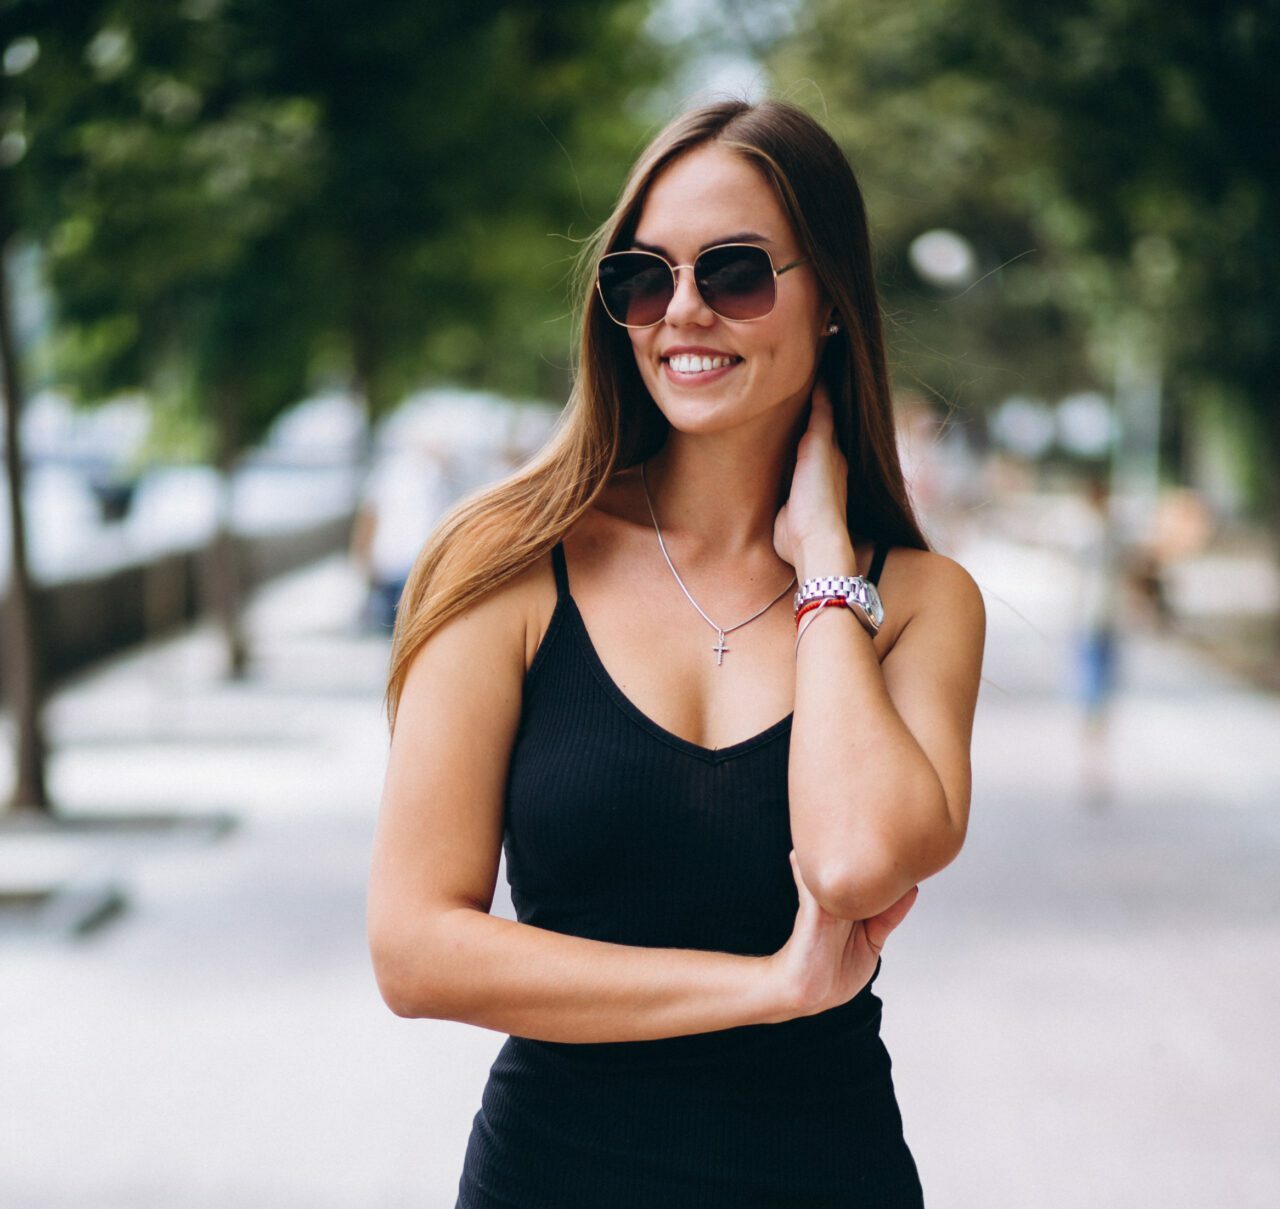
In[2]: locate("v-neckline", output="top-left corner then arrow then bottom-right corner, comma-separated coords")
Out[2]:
562,595 -> 793,764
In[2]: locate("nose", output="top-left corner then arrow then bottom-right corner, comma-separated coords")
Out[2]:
664,263 -> 714,326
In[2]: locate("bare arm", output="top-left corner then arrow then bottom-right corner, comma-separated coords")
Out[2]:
408,908 -> 789,1040
775,384 -> 985,922
789,537 -> 986,921
366,555 -> 794,1041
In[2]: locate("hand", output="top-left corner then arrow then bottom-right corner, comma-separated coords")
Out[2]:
773,379 -> 851,569
765,849 -> 919,1022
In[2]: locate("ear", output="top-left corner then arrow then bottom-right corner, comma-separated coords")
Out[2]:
817,294 -> 840,336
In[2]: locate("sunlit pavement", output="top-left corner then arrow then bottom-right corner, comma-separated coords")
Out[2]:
1,532 -> 1277,1208
0,557 -> 497,1209
882,521 -> 1280,1208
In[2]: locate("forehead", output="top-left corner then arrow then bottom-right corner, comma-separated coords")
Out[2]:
633,143 -> 795,252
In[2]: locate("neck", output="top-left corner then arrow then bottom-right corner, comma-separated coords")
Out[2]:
640,410 -> 805,561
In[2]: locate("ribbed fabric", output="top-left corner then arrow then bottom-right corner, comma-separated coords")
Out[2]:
455,540 -> 922,1209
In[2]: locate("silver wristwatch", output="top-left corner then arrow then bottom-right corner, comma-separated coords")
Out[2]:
793,575 -> 885,636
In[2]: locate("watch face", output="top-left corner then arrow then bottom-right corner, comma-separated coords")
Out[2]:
844,580 -> 884,629
865,583 -> 885,627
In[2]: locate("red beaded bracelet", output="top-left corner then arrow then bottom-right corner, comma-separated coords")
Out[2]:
794,596 -> 850,628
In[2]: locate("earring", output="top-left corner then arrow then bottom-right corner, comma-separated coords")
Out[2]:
826,321 -> 839,335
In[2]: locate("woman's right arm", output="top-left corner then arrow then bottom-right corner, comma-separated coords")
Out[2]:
366,555 -> 797,1043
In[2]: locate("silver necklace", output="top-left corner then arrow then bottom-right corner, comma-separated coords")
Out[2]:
640,460 -> 797,666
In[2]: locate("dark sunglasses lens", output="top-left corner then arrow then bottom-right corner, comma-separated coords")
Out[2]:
696,245 -> 776,320
598,253 -> 672,326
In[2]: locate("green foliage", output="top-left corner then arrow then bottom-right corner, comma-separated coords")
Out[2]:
774,0 -> 1278,505
2,0 -> 674,460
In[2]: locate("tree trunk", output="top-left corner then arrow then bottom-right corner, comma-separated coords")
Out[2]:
208,380 -> 248,679
0,219 -> 50,813
348,243 -> 385,426
1256,400 -> 1280,651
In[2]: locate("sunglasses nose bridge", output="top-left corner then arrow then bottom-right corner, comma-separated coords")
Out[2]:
664,261 -> 714,321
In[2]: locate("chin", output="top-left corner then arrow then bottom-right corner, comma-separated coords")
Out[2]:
650,393 -> 745,435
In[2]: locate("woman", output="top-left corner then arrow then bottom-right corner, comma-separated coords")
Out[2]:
367,97 -> 986,1207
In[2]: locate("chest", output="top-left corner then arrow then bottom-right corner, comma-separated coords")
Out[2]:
501,603 -> 800,955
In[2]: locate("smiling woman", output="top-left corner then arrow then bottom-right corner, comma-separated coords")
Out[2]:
367,95 -> 985,1209
617,143 -> 833,442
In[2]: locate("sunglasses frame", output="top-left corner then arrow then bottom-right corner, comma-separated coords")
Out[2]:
595,242 -> 809,329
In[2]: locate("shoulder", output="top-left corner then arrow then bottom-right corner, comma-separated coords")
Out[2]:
398,547 -> 559,712
884,544 -> 982,598
462,547 -> 561,679
410,471 -> 641,689
882,545 -> 986,649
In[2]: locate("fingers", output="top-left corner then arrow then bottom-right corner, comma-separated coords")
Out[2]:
801,381 -> 840,459
860,885 -> 919,956
806,381 -> 832,430
789,849 -> 823,917
788,849 -> 810,900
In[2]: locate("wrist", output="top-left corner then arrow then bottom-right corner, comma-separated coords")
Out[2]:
795,534 -> 856,580
754,952 -> 804,1025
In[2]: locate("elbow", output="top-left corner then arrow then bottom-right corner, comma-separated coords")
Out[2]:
369,940 -> 429,1019
368,903 -> 484,1020
810,856 -> 907,922
812,810 -> 967,921
376,974 -> 426,1020
368,919 -> 452,1020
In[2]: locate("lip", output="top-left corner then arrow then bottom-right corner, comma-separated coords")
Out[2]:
661,355 -> 743,387
661,345 -> 739,358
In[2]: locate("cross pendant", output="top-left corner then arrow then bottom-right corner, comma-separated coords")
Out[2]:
712,631 -> 730,666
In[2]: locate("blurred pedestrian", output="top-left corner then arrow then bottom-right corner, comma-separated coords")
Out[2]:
1071,472 -> 1125,730
368,97 -> 985,1208
349,441 -> 453,632
1064,470 -> 1131,810
1134,486 -> 1214,631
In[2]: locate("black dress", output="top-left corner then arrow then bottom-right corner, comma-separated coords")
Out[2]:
455,540 -> 923,1208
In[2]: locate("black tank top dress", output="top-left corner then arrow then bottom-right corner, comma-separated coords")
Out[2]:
455,540 -> 923,1209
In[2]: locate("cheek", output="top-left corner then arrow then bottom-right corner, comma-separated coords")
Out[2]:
629,335 -> 658,377
756,335 -> 817,389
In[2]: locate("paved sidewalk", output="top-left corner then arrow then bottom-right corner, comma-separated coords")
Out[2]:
880,528 -> 1280,1207
1,560 -> 498,1209
1,533 -> 1277,1208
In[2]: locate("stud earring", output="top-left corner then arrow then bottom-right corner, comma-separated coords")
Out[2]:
826,321 -> 839,335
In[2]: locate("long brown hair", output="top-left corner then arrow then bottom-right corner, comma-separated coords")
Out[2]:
384,97 -> 929,733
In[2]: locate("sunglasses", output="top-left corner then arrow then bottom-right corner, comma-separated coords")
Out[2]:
596,242 -> 809,328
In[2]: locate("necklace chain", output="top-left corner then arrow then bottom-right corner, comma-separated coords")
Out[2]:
640,460 -> 796,665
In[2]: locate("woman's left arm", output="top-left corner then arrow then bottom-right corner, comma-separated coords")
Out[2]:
779,385 -> 987,922
789,542 -> 985,920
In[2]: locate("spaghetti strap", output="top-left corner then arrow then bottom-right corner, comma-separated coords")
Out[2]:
550,541 -> 570,601
866,541 -> 889,587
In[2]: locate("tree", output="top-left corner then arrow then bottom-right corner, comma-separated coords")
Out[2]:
251,0 -> 672,410
1,0 -> 674,813
0,173 -> 48,812
33,0 -> 672,662
777,0 -> 1278,527
0,2 -> 109,813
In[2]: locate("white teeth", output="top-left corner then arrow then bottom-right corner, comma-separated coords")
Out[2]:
667,353 -> 737,374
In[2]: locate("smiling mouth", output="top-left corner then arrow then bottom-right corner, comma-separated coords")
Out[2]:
662,353 -> 743,374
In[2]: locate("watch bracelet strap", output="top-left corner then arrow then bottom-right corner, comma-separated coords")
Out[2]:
793,574 -> 874,615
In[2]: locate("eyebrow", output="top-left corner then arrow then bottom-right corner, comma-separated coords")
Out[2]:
630,232 -> 774,257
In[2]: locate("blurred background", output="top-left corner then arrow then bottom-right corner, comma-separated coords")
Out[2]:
1,2 -> 1276,1206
